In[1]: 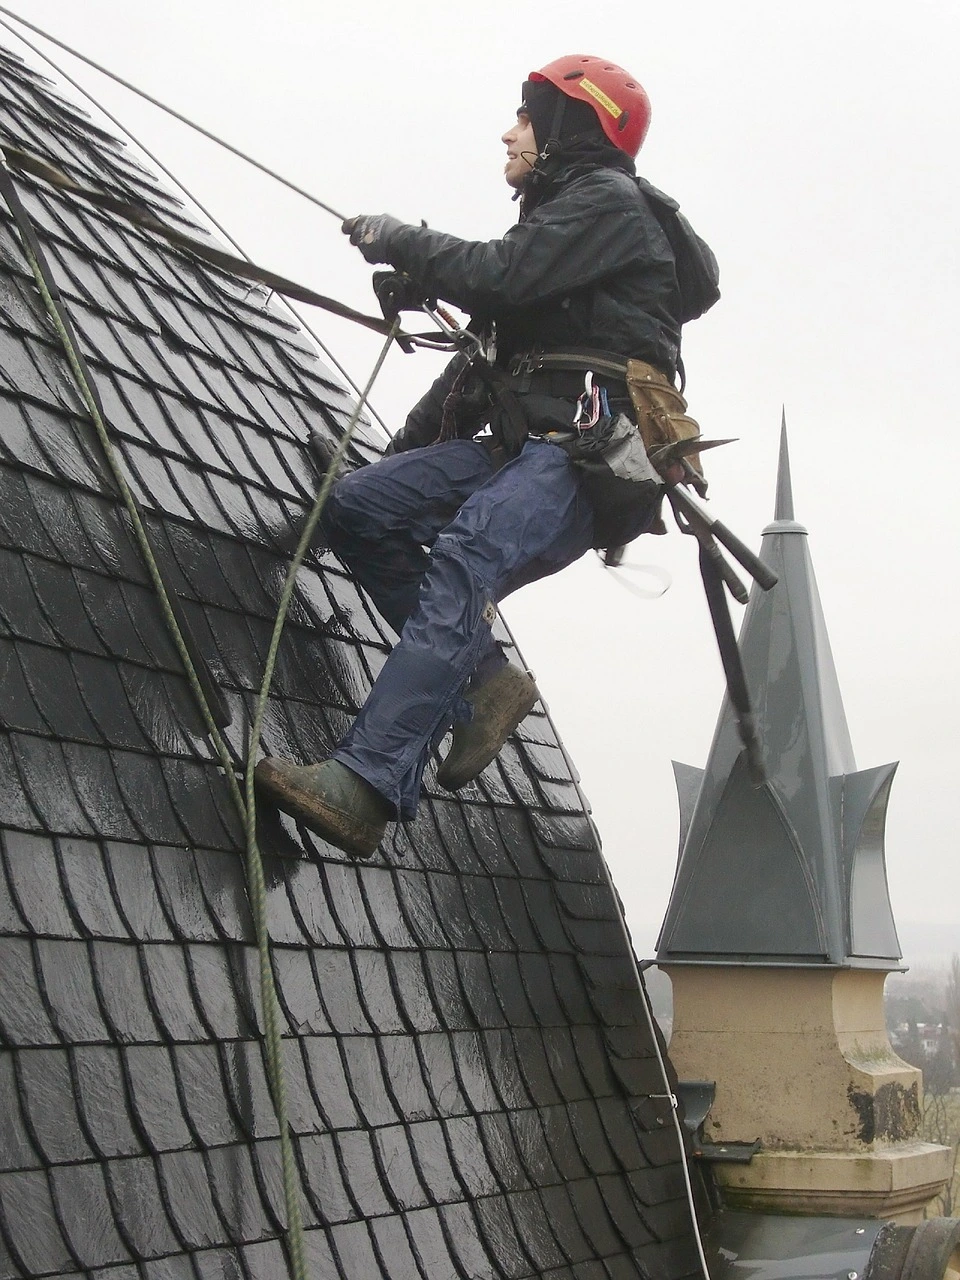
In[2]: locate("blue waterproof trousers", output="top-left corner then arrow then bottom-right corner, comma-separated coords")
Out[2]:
321,438 -> 594,819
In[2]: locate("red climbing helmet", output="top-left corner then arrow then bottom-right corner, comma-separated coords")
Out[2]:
528,55 -> 651,157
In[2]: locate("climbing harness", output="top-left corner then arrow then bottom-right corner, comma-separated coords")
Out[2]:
0,153 -> 400,1280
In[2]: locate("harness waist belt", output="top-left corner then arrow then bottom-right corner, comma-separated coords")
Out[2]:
509,350 -> 630,379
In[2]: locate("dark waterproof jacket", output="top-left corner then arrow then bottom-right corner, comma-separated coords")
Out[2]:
384,163 -> 684,452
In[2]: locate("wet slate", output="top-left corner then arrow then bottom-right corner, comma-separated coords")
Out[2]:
0,44 -> 699,1280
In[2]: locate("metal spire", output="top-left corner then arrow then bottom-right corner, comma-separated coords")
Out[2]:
657,420 -> 901,968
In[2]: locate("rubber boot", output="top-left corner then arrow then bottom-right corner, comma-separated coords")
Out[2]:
254,758 -> 391,858
436,665 -> 539,791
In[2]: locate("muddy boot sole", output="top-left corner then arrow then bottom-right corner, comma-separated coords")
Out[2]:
255,758 -> 390,858
437,665 -> 538,791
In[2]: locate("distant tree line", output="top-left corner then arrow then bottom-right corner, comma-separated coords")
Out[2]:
885,956 -> 959,1216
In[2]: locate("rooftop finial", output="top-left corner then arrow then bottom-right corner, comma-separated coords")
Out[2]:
775,409 -> 795,521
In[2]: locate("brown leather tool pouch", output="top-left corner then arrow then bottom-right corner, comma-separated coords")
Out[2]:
626,358 -> 703,475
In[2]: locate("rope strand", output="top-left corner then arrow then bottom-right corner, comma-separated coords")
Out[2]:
0,4 -> 346,220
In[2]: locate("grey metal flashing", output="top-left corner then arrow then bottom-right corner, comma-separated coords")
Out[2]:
658,423 -> 901,968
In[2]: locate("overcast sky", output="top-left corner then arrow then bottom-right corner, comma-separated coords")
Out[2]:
9,0 -> 959,962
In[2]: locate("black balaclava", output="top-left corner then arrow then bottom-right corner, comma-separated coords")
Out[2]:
521,78 -> 607,157
517,78 -> 635,214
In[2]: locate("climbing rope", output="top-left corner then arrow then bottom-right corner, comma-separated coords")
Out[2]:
0,156 -> 398,1280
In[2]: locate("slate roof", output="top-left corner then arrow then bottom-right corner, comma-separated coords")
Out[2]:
0,47 -> 702,1280
658,426 -> 901,968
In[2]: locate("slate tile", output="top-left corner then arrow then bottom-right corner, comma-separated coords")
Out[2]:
339,1036 -> 400,1128
309,949 -> 369,1035
105,750 -> 183,844
492,808 -> 550,879
487,953 -> 537,1028
158,757 -> 239,851
335,1129 -> 393,1219
90,940 -> 163,1043
455,1114 -> 516,1195
299,1229 -> 348,1280
204,1144 -> 273,1245
384,953 -> 438,1034
539,1185 -> 595,1265
13,1044 -> 92,1167
479,1031 -> 535,1112
329,1220 -> 384,1280
594,1174 -> 655,1252
281,860 -> 345,947
392,870 -> 448,949
9,732 -> 95,835
571,1029 -> 620,1102
367,1215 -> 428,1280
0,554 -> 59,649
429,800 -> 484,876
516,953 -> 567,1028
578,957 -> 644,1029
473,1194 -> 537,1280
0,936 -> 59,1044
449,1032 -> 505,1115
378,1035 -> 435,1123
104,841 -> 175,940
422,951 -> 472,1032
233,1141 -> 285,1240
544,1025 -> 591,1101
0,1052 -> 40,1172
417,1033 -> 468,1118
459,874 -> 519,952
123,1045 -> 193,1151
135,945 -> 205,1042
70,653 -> 155,751
56,837 -> 131,938
567,1098 -> 619,1176
301,1038 -> 360,1132
186,944 -> 257,1040
150,845 -> 220,942
34,938 -> 111,1043
565,1178 -> 623,1258
3,830 -> 77,936
404,1206 -> 469,1279
0,471 -> 59,561
219,1040 -> 280,1140
104,1154 -> 183,1258
50,1162 -> 132,1269
536,1105 -> 588,1182
21,400 -> 106,491
237,1238 -> 290,1280
71,1045 -> 141,1158
0,734 -> 42,832
71,569 -> 155,665
64,741 -> 146,840
521,879 -> 573,953
439,1200 -> 502,1280
350,950 -> 406,1033
491,879 -> 540,952
506,1188 -> 568,1271
0,641 -> 51,734
298,1132 -> 357,1226
0,856 -> 26,937
171,1043 -> 241,1147
118,664 -> 207,758
0,1168 -> 77,1276
407,1119 -> 464,1205
454,953 -> 508,1029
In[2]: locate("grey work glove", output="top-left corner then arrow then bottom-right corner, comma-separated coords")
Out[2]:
341,213 -> 405,264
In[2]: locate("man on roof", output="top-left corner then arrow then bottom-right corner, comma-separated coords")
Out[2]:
256,55 -> 717,857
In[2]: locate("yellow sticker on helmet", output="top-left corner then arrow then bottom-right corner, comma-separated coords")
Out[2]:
578,77 -> 622,119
